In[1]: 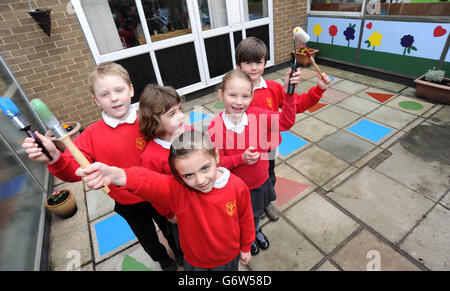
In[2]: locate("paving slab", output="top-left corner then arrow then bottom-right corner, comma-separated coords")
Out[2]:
317,130 -> 376,164
295,80 -> 316,94
400,205 -> 450,270
273,163 -> 317,211
427,106 -> 450,127
314,105 -> 361,128
247,217 -> 323,271
320,87 -> 351,104
285,145 -> 349,186
376,143 -> 450,202
385,95 -> 435,116
291,116 -> 338,143
316,260 -> 339,271
366,105 -> 418,130
95,243 -> 162,271
332,229 -> 421,271
298,68 -> 317,80
329,167 -> 435,243
85,188 -> 115,222
285,192 -> 359,254
335,95 -> 380,115
331,80 -> 368,95
50,181 -> 91,270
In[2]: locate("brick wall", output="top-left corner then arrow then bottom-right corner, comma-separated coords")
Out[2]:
273,0 -> 308,65
0,0 -> 101,129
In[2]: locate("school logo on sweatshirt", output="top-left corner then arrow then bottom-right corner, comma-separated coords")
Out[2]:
226,200 -> 236,216
136,137 -> 147,151
266,97 -> 273,109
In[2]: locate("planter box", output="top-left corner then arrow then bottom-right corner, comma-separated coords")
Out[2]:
414,74 -> 450,104
291,48 -> 319,67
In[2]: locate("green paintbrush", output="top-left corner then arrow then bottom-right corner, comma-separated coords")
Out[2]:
30,98 -> 110,193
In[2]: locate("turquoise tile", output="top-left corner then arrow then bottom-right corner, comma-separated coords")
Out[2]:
279,132 -> 308,156
347,119 -> 392,143
94,214 -> 136,256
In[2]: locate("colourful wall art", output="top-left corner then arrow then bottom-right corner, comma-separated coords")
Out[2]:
307,17 -> 450,78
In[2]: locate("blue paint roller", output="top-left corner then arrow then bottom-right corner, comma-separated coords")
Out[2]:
0,96 -> 53,160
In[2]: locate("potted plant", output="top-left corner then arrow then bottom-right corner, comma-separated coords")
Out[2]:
291,46 -> 319,67
414,67 -> 450,104
45,189 -> 77,218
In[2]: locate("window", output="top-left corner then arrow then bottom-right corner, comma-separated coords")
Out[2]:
244,0 -> 268,21
310,0 -> 363,12
366,0 -> 450,17
81,0 -> 146,54
197,0 -> 228,31
141,0 -> 191,41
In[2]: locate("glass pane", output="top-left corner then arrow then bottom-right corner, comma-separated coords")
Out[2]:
142,0 -> 191,42
204,34 -> 233,78
310,0 -> 363,12
234,30 -> 243,48
0,57 -> 47,270
367,0 -> 450,17
155,42 -> 201,89
244,0 -> 268,21
197,0 -> 228,31
246,25 -> 270,61
115,53 -> 157,104
80,0 -> 146,54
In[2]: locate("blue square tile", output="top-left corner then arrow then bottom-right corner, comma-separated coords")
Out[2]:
347,119 -> 392,143
279,131 -> 308,156
94,214 -> 136,256
188,111 -> 213,125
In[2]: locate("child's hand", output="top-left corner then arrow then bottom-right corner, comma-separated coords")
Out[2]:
168,215 -> 178,224
240,251 -> 251,265
317,72 -> 332,90
242,147 -> 260,165
284,67 -> 301,93
21,131 -> 59,164
75,162 -> 126,189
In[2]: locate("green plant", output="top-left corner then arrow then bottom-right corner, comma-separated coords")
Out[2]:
48,190 -> 68,204
424,67 -> 445,83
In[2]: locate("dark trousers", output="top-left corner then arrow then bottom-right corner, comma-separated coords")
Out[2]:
184,255 -> 240,271
114,201 -> 182,263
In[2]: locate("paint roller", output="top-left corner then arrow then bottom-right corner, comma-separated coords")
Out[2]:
293,26 -> 325,80
0,96 -> 53,160
30,98 -> 110,194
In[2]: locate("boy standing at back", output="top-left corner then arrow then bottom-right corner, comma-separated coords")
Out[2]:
235,37 -> 332,220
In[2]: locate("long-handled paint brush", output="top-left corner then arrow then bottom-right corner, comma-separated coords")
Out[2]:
0,96 -> 53,161
30,98 -> 110,194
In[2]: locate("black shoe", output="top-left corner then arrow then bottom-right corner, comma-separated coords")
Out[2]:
251,241 -> 259,256
255,231 -> 270,250
175,254 -> 184,267
159,258 -> 177,271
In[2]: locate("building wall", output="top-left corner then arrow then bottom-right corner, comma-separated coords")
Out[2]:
0,0 -> 101,129
273,0 -> 308,65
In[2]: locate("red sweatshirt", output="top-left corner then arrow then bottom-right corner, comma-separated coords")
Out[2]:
251,79 -> 325,113
140,139 -> 174,218
123,166 -> 255,269
208,93 -> 296,189
47,119 -> 147,205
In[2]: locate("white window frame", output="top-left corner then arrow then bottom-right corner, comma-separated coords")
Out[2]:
71,0 -> 273,96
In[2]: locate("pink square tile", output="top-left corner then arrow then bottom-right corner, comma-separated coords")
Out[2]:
322,88 -> 351,104
274,177 -> 310,207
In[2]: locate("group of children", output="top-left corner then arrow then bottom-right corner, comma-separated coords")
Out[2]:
22,37 -> 331,271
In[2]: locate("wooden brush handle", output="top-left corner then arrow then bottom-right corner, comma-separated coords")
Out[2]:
58,135 -> 110,194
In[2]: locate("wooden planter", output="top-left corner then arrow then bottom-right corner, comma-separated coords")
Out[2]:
414,74 -> 450,104
291,48 -> 319,67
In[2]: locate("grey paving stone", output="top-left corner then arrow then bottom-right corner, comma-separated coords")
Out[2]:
335,95 -> 380,115
331,80 -> 368,95
376,143 -> 450,202
400,205 -> 450,270
332,229 -> 421,271
247,218 -> 323,271
285,192 -> 359,254
291,116 -> 338,143
86,188 -> 115,222
329,167 -> 434,243
367,105 -> 418,130
314,105 -> 361,128
285,145 -> 349,186
318,130 -> 376,164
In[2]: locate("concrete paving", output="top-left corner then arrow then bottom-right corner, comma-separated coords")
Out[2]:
46,64 -> 449,271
